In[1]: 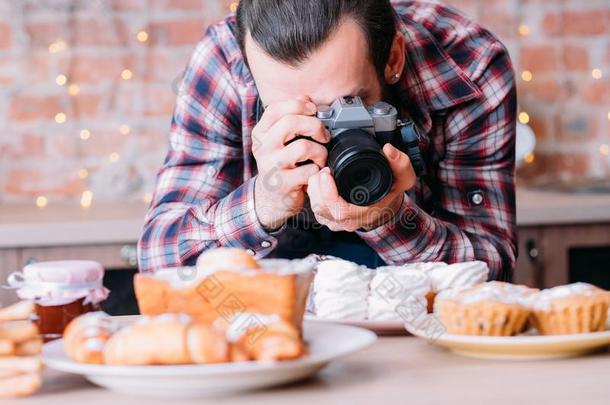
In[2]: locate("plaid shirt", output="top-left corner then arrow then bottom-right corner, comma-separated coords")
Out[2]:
138,0 -> 518,280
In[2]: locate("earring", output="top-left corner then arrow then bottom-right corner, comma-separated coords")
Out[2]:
390,73 -> 400,83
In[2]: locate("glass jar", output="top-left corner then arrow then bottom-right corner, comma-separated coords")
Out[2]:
7,261 -> 109,342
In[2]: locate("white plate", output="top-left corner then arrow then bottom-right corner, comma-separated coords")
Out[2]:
304,314 -> 407,334
43,320 -> 377,398
407,324 -> 610,360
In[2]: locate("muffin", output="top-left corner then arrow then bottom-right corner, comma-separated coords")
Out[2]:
526,283 -> 610,335
434,281 -> 537,336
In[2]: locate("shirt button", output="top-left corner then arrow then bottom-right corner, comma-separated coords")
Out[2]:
246,249 -> 255,256
261,241 -> 271,248
471,192 -> 484,206
206,166 -> 217,177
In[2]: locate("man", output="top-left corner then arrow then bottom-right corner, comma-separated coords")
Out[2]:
138,0 -> 517,280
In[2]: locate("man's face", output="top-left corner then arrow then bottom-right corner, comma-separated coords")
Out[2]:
245,18 -> 384,108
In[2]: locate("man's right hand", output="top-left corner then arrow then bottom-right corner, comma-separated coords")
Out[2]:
252,99 -> 330,231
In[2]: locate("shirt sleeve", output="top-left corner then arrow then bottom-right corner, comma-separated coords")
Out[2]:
137,26 -> 277,272
358,45 -> 518,280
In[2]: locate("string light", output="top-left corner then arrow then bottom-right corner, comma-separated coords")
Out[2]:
80,190 -> 93,208
229,2 -> 239,12
68,84 -> 80,95
600,144 -> 610,156
55,112 -> 67,124
109,152 -> 120,162
79,129 -> 91,140
143,193 -> 153,204
521,70 -> 533,82
518,24 -> 529,37
78,168 -> 89,179
121,69 -> 133,80
35,196 -> 48,208
55,74 -> 67,86
48,39 -> 67,53
607,111 -> 610,121
524,152 -> 535,164
518,112 -> 530,124
119,124 -> 131,135
591,69 -> 603,79
137,31 -> 149,42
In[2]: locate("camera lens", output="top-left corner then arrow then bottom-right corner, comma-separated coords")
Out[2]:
327,129 -> 393,206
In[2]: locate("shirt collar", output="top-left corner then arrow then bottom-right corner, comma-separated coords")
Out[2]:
395,14 -> 481,129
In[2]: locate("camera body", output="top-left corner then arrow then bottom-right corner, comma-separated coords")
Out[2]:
317,96 -> 426,206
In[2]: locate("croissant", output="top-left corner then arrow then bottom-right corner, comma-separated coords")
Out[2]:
103,314 -> 229,365
63,312 -> 117,364
215,314 -> 306,361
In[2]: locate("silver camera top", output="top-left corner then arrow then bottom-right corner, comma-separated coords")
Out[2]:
316,96 -> 398,136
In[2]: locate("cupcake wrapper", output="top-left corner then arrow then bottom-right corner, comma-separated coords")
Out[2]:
435,299 -> 530,336
530,296 -> 609,335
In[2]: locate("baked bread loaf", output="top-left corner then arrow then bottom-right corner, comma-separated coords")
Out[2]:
134,248 -> 314,332
103,314 -> 229,365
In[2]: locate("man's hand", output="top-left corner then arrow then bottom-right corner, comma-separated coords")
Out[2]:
253,98 -> 330,231
307,143 -> 417,232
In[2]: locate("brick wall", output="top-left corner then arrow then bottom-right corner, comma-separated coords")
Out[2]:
0,0 -> 608,206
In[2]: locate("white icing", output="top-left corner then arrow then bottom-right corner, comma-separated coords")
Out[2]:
402,262 -> 448,273
527,282 -> 603,310
427,261 -> 489,292
84,338 -> 105,352
224,312 -> 281,343
442,281 -> 534,305
368,267 -> 430,321
153,258 -> 314,289
312,260 -> 372,320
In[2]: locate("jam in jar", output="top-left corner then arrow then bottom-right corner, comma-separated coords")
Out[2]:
7,261 -> 109,342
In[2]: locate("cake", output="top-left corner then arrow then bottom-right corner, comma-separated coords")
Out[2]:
134,248 -> 314,332
526,282 -> 610,335
434,281 -> 537,336
368,266 -> 430,322
425,261 -> 489,312
311,259 -> 373,320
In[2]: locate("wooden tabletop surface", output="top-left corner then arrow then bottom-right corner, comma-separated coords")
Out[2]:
6,335 -> 610,405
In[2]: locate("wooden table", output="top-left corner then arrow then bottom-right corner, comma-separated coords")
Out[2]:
6,336 -> 610,405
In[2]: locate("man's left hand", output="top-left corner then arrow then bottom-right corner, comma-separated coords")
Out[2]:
307,143 -> 417,232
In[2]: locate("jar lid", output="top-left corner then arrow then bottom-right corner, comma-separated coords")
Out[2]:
7,260 -> 109,306
22,260 -> 104,284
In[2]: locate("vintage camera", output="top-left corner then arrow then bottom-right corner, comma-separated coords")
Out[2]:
316,96 -> 426,206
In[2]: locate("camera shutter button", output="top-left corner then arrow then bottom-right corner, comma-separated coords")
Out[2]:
372,102 -> 391,115
316,105 -> 333,119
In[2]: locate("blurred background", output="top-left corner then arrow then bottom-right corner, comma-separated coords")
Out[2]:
0,1 -> 609,307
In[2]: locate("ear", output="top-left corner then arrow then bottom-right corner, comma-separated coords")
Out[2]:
384,32 -> 406,85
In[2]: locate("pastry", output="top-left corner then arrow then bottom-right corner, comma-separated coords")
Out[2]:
103,314 -> 229,365
0,300 -> 43,398
63,312 -> 117,364
0,321 -> 39,344
134,248 -> 314,332
434,281 -> 536,336
0,373 -> 42,398
368,266 -> 430,322
526,282 -> 610,335
215,312 -> 306,361
312,259 -> 373,320
425,261 -> 489,312
0,301 -> 35,322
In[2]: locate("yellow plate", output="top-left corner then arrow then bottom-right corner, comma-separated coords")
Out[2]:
408,325 -> 610,360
